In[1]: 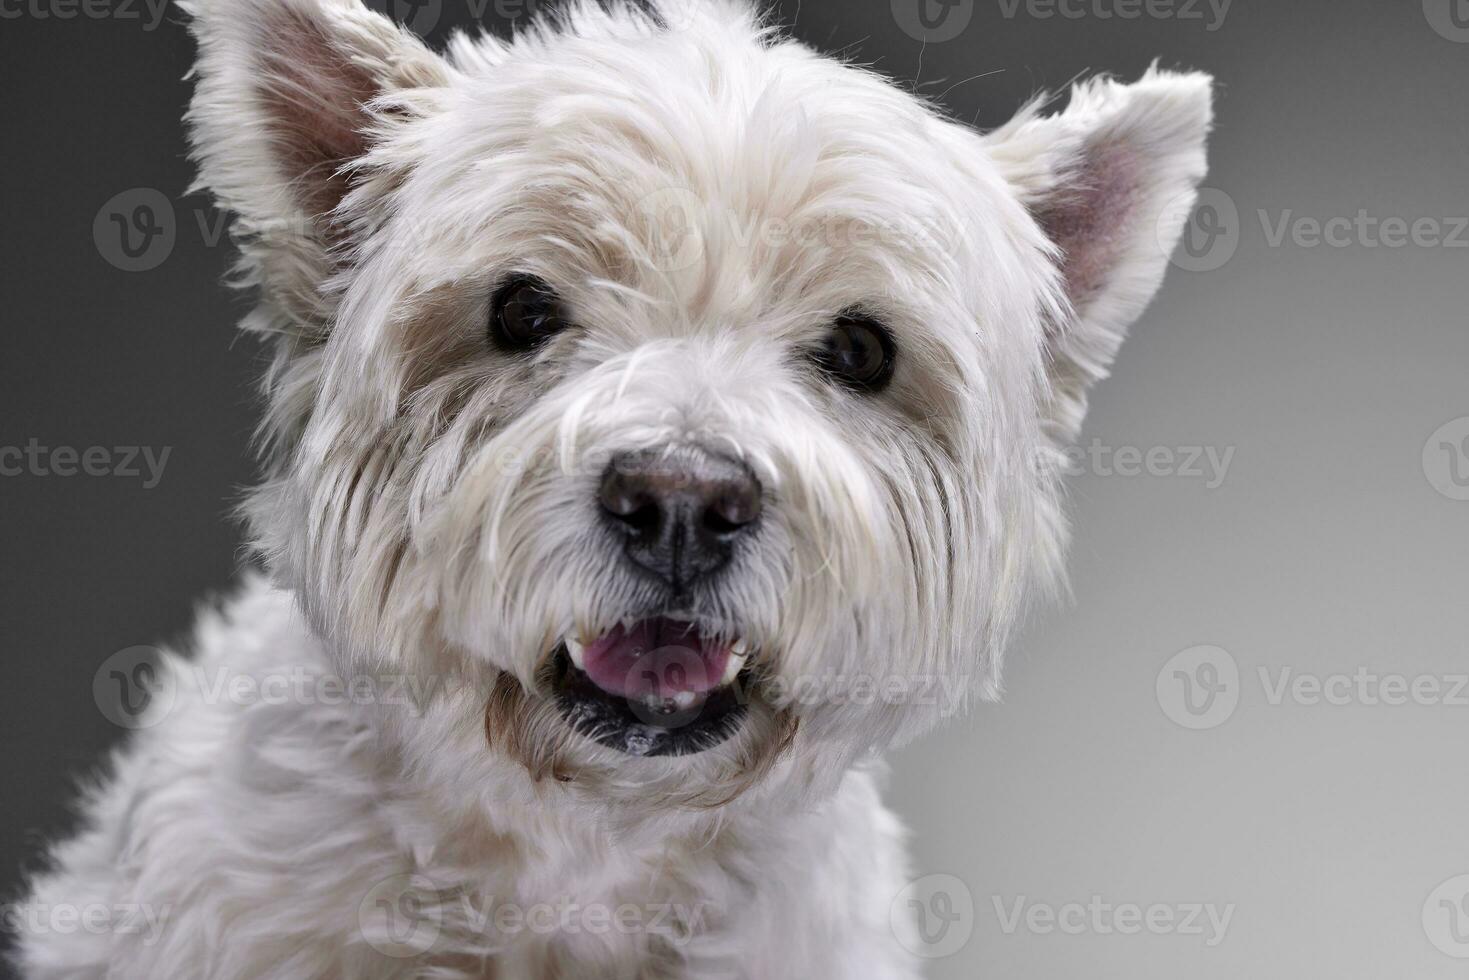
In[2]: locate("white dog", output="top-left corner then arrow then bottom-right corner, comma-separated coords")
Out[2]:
13,0 -> 1211,976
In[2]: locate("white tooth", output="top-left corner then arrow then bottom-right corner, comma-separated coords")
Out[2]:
722,652 -> 747,686
565,636 -> 586,670
673,690 -> 697,709
731,638 -> 749,656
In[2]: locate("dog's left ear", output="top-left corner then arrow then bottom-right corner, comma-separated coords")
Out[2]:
987,67 -> 1214,439
182,0 -> 448,331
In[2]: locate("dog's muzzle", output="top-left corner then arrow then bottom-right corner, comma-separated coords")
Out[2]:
548,447 -> 763,756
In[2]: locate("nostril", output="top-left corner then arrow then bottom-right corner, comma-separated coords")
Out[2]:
620,500 -> 662,534
599,474 -> 662,536
703,487 -> 761,535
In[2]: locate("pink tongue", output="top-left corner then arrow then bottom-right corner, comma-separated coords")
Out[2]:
580,620 -> 731,700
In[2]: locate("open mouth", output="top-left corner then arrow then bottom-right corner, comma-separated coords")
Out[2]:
550,618 -> 752,757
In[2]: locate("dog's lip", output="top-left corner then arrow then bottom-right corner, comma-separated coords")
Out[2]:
563,619 -> 748,705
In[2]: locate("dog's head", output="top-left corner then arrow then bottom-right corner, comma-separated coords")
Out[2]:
185,0 -> 1211,809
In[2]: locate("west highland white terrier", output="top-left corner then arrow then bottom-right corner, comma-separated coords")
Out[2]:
14,0 -> 1212,975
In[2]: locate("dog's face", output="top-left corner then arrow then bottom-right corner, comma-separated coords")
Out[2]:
186,0 -> 1210,806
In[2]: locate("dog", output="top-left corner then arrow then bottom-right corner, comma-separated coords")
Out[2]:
12,0 -> 1211,975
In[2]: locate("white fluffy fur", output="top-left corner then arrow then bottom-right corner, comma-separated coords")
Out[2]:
13,1 -> 1211,976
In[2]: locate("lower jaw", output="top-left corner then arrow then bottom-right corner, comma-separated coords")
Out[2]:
549,644 -> 749,757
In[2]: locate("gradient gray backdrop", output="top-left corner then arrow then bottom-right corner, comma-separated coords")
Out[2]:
3,0 -> 1467,976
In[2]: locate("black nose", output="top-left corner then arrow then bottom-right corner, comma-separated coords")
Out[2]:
598,448 -> 762,592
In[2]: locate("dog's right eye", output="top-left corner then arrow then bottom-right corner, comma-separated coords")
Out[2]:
489,275 -> 569,352
811,311 -> 896,393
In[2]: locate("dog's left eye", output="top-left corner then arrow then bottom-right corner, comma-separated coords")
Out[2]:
489,275 -> 569,352
812,312 -> 896,393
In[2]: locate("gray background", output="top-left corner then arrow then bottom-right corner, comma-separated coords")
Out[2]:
3,0 -> 1467,976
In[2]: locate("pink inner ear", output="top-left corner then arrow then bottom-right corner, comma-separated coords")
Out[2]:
1034,139 -> 1141,311
257,7 -> 380,228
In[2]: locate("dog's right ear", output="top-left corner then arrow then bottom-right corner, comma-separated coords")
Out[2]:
182,0 -> 447,332
985,68 -> 1213,443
